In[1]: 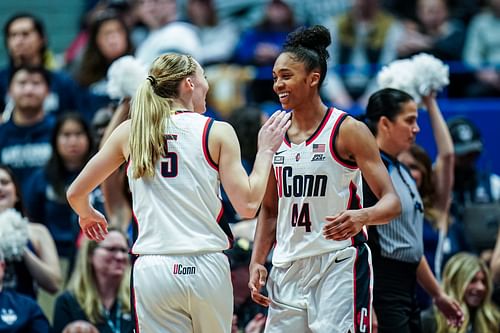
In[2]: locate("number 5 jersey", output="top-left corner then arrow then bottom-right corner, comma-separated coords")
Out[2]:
127,112 -> 232,255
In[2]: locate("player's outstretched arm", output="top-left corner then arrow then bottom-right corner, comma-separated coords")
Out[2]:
216,110 -> 290,218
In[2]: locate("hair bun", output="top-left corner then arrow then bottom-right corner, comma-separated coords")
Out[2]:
284,25 -> 331,56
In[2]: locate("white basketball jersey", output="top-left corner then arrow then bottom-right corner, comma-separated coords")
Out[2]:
127,112 -> 231,255
272,107 -> 367,267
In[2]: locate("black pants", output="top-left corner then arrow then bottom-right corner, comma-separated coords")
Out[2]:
372,255 -> 421,333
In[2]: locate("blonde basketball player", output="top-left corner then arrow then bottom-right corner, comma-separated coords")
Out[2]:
67,53 -> 290,333
249,26 -> 401,333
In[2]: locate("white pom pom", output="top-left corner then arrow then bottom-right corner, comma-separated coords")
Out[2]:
0,209 -> 29,261
376,53 -> 449,104
107,56 -> 148,99
377,59 -> 421,104
411,53 -> 449,97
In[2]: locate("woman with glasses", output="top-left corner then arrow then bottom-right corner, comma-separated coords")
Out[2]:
52,227 -> 133,333
360,88 -> 463,332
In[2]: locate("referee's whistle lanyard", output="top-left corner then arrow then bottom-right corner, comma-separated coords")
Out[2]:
103,299 -> 121,333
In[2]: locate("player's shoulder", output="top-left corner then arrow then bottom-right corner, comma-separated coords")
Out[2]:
338,115 -> 370,136
211,119 -> 235,135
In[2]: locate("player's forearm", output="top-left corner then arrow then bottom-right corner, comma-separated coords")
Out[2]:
364,192 -> 401,226
242,150 -> 274,217
251,213 -> 277,265
67,179 -> 95,219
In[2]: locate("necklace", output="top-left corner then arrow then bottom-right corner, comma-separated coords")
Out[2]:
103,300 -> 121,333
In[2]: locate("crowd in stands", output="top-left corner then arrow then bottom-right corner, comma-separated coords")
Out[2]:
0,0 -> 499,332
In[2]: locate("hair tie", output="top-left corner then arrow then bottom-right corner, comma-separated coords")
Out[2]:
147,75 -> 157,86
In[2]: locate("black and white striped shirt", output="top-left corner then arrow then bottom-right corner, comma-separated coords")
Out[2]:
364,150 -> 424,264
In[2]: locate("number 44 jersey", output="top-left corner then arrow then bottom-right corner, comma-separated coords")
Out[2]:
272,108 -> 367,268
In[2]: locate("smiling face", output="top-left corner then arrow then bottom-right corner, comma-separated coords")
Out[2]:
464,270 -> 487,309
272,52 -> 319,110
91,231 -> 129,280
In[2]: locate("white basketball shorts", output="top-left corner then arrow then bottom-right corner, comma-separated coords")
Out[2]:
265,244 -> 373,333
132,252 -> 233,333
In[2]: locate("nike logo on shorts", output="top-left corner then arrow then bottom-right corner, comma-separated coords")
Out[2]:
334,256 -> 350,263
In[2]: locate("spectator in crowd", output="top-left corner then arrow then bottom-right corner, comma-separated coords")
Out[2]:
463,0 -> 500,97
396,0 -> 467,96
0,13 -> 80,121
0,248 -> 50,333
396,0 -> 466,60
185,0 -> 240,66
491,227 -> 500,306
361,88 -> 463,332
449,117 -> 500,205
52,228 -> 133,333
382,0 -> 479,26
448,117 -> 500,253
65,0 -> 140,66
421,252 -> 500,333
0,65 -> 55,198
25,112 -> 104,280
71,10 -> 134,122
233,0 -> 297,104
284,0 -> 353,26
0,164 -> 61,298
134,0 -> 201,65
322,0 -> 403,110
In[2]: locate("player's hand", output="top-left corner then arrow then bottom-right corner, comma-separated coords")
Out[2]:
78,208 -> 108,241
323,209 -> 367,241
258,110 -> 291,153
245,313 -> 267,333
248,263 -> 270,307
434,293 -> 464,328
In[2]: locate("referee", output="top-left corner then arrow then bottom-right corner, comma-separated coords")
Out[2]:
361,88 -> 464,333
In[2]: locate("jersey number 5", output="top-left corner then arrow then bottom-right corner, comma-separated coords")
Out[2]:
291,203 -> 311,232
161,152 -> 178,177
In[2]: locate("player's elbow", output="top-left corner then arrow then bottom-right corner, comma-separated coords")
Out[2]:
66,183 -> 80,207
389,195 -> 402,221
66,185 -> 76,204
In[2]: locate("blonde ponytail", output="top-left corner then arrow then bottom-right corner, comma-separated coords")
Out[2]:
129,53 -> 197,179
